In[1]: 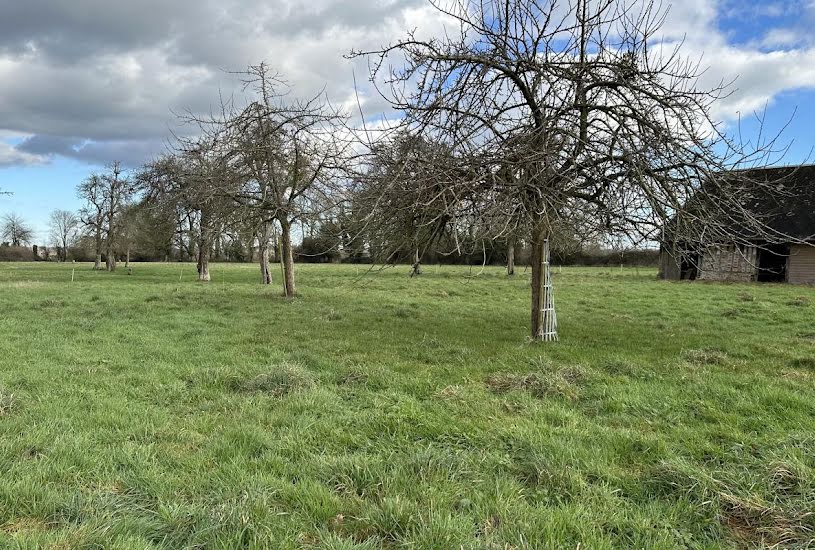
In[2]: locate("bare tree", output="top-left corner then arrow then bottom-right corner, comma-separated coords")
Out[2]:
227,63 -> 350,296
354,0 -> 791,342
77,164 -> 133,271
78,174 -> 107,270
100,162 -> 133,272
353,130 -> 458,276
140,136 -> 239,282
1,213 -> 34,247
49,210 -> 79,262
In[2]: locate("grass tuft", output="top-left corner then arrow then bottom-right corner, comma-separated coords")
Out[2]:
788,296 -> 811,307
37,298 -> 65,309
722,307 -> 742,318
485,365 -> 586,400
233,363 -> 314,396
768,461 -> 807,496
0,389 -> 15,416
394,307 -> 412,319
681,348 -> 728,366
720,493 -> 814,548
790,357 -> 815,370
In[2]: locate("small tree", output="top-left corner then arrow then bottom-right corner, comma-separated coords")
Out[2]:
1,214 -> 33,247
49,210 -> 79,262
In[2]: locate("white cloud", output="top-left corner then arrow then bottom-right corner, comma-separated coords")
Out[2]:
647,0 -> 815,121
757,28 -> 805,49
0,0 -> 814,167
0,141 -> 46,167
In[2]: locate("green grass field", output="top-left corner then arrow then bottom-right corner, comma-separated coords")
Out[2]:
0,262 -> 813,549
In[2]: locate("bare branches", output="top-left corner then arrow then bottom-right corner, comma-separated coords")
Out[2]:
1,213 -> 34,247
351,0 -> 796,341
48,210 -> 80,261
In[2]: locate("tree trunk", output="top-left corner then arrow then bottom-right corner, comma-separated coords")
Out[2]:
197,244 -> 210,282
279,220 -> 296,297
214,227 -> 223,261
248,236 -> 256,263
125,246 -> 131,268
106,242 -> 116,272
530,228 -> 558,342
410,247 -> 422,277
507,240 -> 516,276
187,217 -> 197,262
94,227 -> 103,270
197,213 -> 211,282
259,223 -> 272,285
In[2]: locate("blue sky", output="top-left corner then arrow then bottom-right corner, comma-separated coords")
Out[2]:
2,0 -> 815,242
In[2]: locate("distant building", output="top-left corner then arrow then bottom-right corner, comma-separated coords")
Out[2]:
659,165 -> 815,284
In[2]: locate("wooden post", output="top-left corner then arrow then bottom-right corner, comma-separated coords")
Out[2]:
541,239 -> 558,342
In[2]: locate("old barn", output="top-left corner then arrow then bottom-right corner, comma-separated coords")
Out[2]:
659,165 -> 815,284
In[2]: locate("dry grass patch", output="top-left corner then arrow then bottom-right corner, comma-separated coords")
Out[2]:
1,517 -> 53,536
0,389 -> 15,417
336,370 -> 368,386
234,363 -> 314,397
486,366 -> 587,400
681,348 -> 729,366
720,493 -> 814,548
37,298 -> 65,309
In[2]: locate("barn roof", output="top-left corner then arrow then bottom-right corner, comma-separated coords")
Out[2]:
731,164 -> 815,241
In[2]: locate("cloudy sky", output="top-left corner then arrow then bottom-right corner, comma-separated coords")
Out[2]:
2,0 -> 815,240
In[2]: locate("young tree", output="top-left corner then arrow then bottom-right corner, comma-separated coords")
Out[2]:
1,213 -> 34,247
48,210 -> 79,261
355,0 -> 791,342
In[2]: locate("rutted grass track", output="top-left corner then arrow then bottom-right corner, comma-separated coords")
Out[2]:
0,262 -> 813,548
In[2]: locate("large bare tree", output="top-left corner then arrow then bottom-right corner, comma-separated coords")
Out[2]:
354,0 -> 790,341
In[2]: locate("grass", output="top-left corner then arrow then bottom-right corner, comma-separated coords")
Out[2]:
0,261 -> 813,548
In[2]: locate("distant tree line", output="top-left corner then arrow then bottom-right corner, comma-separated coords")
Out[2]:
0,203 -> 659,267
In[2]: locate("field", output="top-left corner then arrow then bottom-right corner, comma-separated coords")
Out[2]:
0,262 -> 813,549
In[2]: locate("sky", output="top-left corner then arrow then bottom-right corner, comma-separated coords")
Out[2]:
2,0 -> 815,243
